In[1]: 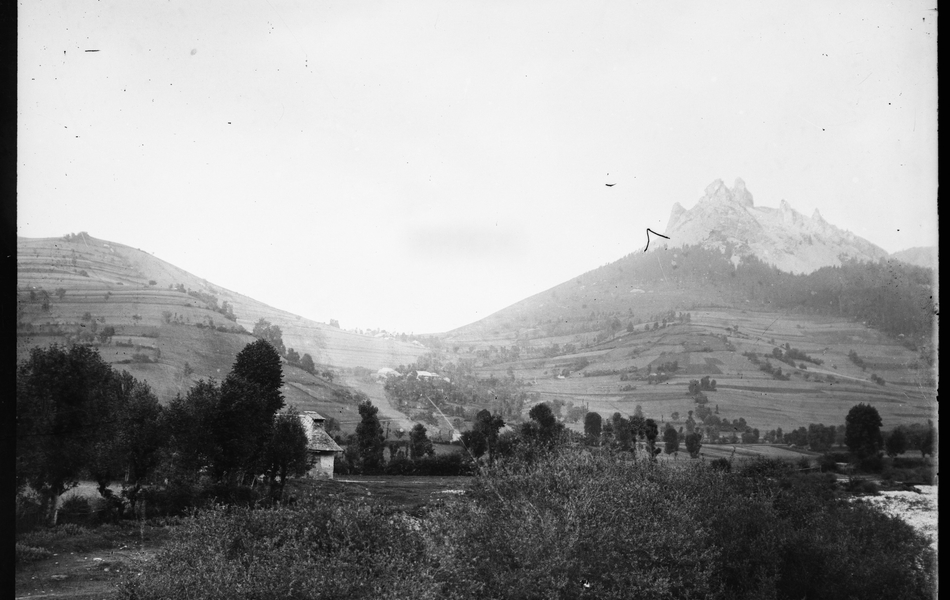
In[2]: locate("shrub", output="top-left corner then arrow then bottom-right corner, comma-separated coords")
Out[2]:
411,453 -> 475,476
817,453 -> 839,472
15,543 -> 53,566
140,482 -> 201,518
846,478 -> 881,495
116,450 -> 937,600
199,483 -> 262,508
333,456 -> 353,476
118,500 -> 436,600
16,488 -> 46,534
382,456 -> 415,475
57,495 -> 99,526
858,453 -> 885,473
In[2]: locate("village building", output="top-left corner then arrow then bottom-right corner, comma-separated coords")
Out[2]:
297,411 -> 343,478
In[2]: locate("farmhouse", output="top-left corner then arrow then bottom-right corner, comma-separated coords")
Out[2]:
297,411 -> 343,478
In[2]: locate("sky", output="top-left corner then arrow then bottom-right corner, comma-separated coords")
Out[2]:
18,0 -> 938,334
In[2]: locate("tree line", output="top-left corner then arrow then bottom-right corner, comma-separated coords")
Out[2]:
17,340 -> 310,526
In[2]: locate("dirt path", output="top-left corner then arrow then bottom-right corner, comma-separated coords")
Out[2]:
16,546 -> 158,600
338,375 -> 416,432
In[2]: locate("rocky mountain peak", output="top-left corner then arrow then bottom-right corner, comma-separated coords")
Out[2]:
698,178 -> 754,208
732,177 -> 753,207
659,177 -> 889,274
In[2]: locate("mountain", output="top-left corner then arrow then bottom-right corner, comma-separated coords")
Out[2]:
16,233 -> 428,418
436,181 -> 935,435
890,246 -> 937,270
659,178 -> 890,274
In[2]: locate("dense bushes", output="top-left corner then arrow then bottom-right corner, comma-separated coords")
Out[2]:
364,452 -> 476,477
120,498 -> 436,600
119,451 -> 936,600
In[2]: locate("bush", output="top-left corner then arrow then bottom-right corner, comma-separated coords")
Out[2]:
817,453 -> 839,472
57,495 -> 99,526
199,483 -> 262,508
140,482 -> 200,518
333,456 -> 353,476
710,457 -> 731,472
116,450 -> 937,600
411,453 -> 476,476
16,489 -> 46,534
858,453 -> 885,473
15,543 -> 53,566
118,499 -> 435,600
382,456 -> 415,475
845,478 -> 881,495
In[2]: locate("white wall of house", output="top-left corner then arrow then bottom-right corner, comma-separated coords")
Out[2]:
307,453 -> 337,478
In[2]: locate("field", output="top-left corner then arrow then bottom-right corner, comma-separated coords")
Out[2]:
468,307 -> 935,435
16,235 -> 429,402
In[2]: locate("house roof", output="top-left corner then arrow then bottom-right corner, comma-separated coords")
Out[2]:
308,427 -> 344,453
302,410 -> 326,421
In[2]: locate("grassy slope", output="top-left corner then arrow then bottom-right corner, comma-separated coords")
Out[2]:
446,308 -> 935,434
16,235 -> 426,414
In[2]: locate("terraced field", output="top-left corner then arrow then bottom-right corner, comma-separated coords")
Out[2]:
463,307 -> 935,434
17,235 -> 427,408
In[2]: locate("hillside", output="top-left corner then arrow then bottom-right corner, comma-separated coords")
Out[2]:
436,228 -> 935,436
16,233 -> 428,421
456,306 -> 935,435
891,246 -> 938,270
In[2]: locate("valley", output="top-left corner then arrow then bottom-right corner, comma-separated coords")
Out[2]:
16,228 -> 937,440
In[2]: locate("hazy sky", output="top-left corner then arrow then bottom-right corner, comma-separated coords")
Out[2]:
18,0 -> 938,334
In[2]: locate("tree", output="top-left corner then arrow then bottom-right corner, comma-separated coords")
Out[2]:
685,431 -> 703,458
252,318 -> 286,357
356,399 -> 386,470
286,348 -> 300,364
206,340 -> 286,484
265,408 -> 310,501
164,379 -> 223,482
409,423 -> 435,459
460,430 -> 487,460
663,424 -> 680,455
324,416 -> 341,434
17,345 -> 120,525
300,353 -> 316,374
521,403 -> 564,449
644,418 -> 660,461
117,377 -> 167,515
230,339 -> 285,415
473,409 -> 505,464
884,427 -> 909,458
807,423 -> 836,452
98,325 -> 116,344
87,372 -> 167,517
845,403 -> 883,459
584,411 -> 603,442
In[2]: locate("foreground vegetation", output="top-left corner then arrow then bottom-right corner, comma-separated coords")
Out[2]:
116,449 -> 935,600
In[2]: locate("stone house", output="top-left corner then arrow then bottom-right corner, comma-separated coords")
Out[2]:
298,411 -> 343,478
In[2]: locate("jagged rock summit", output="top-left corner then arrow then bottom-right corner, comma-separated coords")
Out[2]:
660,178 -> 889,274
